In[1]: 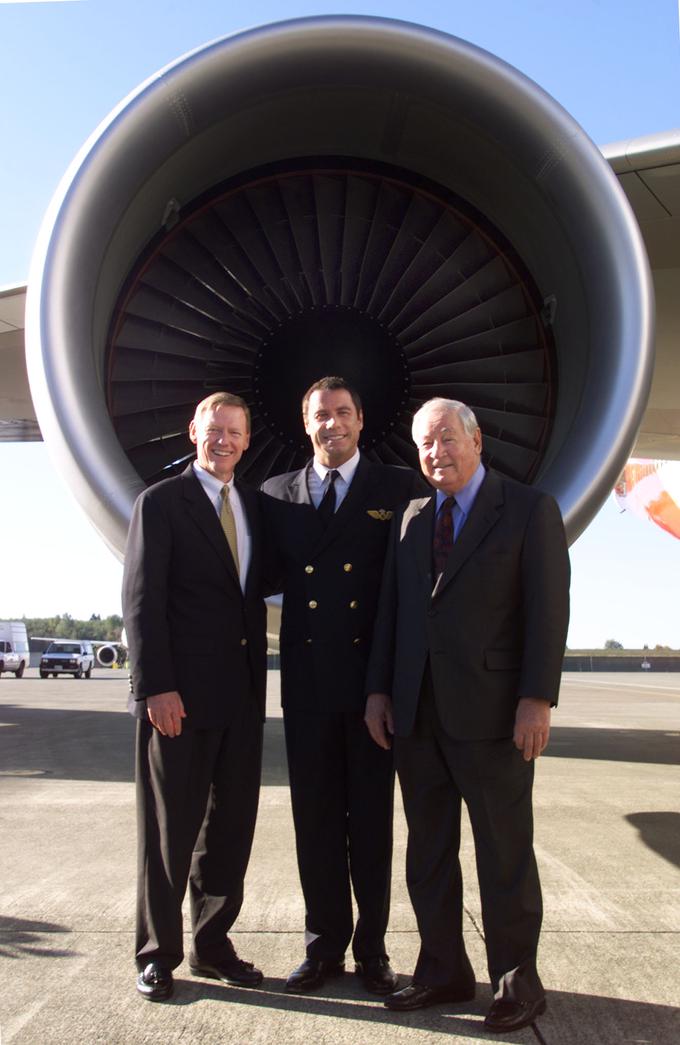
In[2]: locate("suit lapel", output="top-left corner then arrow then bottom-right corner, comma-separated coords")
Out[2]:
401,495 -> 436,592
311,456 -> 372,555
432,470 -> 504,599
286,466 -> 313,505
237,481 -> 260,597
181,465 -> 241,588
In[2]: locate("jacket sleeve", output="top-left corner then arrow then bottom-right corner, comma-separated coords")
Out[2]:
518,493 -> 570,705
122,490 -> 178,701
258,491 -> 285,595
364,512 -> 400,697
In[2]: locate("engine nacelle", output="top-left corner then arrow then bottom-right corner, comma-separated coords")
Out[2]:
25,16 -> 654,555
96,644 -> 118,667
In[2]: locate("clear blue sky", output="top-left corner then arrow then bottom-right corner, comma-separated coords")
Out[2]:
1,0 -> 679,646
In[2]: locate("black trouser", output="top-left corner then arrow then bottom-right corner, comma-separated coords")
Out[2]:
135,694 -> 263,970
394,678 -> 544,1001
283,707 -> 394,962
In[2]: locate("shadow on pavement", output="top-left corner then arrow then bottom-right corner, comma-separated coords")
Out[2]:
0,917 -> 76,960
0,704 -> 289,785
1,705 -> 675,784
150,975 -> 680,1042
0,703 -> 135,782
262,719 -> 289,786
159,975 -> 491,1031
626,811 -> 680,871
547,725 -> 680,765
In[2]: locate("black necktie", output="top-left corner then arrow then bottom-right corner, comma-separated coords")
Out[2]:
433,496 -> 456,578
317,470 -> 339,527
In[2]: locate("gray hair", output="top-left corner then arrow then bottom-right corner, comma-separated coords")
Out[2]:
411,398 -> 480,442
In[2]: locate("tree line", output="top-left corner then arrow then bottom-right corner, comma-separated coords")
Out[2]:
604,639 -> 675,651
13,613 -> 125,642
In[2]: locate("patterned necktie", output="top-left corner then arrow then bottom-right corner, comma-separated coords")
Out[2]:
220,484 -> 240,574
317,469 -> 339,527
433,496 -> 456,578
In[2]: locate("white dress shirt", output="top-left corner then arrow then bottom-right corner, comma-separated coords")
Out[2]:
307,448 -> 361,510
193,462 -> 251,592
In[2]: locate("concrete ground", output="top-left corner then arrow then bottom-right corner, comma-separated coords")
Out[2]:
0,669 -> 678,1045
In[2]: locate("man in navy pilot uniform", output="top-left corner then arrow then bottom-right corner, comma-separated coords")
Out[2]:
262,376 -> 424,995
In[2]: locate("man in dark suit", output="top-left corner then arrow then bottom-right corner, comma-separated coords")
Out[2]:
261,376 -> 424,996
365,397 -> 569,1033
123,392 -> 267,1001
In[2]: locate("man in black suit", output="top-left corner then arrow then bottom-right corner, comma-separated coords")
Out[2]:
365,397 -> 569,1033
123,392 -> 267,1001
261,376 -> 423,996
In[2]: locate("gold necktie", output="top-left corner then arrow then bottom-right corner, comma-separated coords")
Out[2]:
220,485 -> 240,574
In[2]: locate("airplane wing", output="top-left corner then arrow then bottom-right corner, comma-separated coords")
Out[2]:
31,637 -> 124,646
0,283 -> 38,441
603,130 -> 680,460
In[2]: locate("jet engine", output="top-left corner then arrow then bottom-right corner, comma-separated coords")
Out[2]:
95,644 -> 118,667
25,16 -> 654,556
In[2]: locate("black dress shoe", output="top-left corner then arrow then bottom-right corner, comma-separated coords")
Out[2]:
285,957 -> 345,993
189,951 -> 263,988
484,996 -> 547,1032
355,956 -> 399,995
384,980 -> 475,1011
136,962 -> 174,1001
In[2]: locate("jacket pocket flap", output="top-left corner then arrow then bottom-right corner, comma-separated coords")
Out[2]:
485,649 -> 520,671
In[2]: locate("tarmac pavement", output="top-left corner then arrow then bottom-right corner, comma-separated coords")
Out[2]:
0,669 -> 678,1044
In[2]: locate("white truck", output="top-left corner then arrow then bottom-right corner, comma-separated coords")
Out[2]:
0,621 -> 29,678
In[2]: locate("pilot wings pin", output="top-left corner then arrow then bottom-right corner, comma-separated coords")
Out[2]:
367,509 -> 393,521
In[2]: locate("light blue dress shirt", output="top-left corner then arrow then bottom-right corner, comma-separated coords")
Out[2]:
434,462 -> 486,540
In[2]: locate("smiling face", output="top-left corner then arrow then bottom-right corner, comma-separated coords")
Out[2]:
189,403 -> 250,483
304,387 -> 364,468
413,405 -> 482,495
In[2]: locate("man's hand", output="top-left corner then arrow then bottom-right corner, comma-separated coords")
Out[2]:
364,693 -> 394,750
513,697 -> 551,761
146,691 -> 187,737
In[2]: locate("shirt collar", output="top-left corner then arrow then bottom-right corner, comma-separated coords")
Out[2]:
435,462 -> 486,517
311,448 -> 360,485
193,460 -> 234,497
